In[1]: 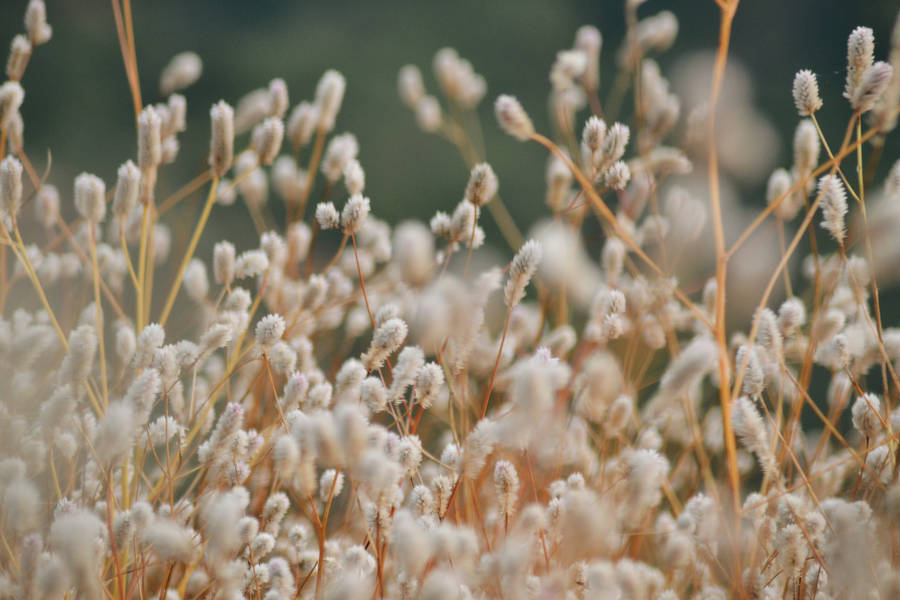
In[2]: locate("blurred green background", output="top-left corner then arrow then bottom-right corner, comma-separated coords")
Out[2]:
1,0 -> 898,245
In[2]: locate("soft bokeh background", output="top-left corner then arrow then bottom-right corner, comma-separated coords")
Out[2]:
2,0 -> 899,319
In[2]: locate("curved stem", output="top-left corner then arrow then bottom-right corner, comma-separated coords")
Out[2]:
481,307 -> 512,419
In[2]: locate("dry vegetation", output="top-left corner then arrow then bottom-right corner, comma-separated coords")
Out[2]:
0,0 -> 899,598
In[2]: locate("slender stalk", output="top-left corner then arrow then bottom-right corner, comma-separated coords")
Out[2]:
481,307 -> 512,419
529,132 -> 713,332
89,227 -> 109,408
8,221 -> 67,348
295,126 -> 327,223
707,0 -> 742,520
158,175 -> 220,326
136,201 -> 151,329
120,223 -> 140,292
110,0 -> 142,123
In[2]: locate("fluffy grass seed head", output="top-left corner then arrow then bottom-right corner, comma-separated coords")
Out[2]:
818,174 -> 848,244
793,119 -> 820,176
416,94 -> 442,132
0,81 -> 24,129
0,156 -> 23,220
268,77 -> 289,119
209,100 -> 235,177
344,158 -> 365,195
766,167 -> 799,221
24,0 -> 52,45
322,132 -> 359,182
493,460 -> 520,517
414,361 -> 444,409
213,240 -> 236,286
49,509 -> 105,599
256,314 -> 286,349
844,26 -> 875,101
361,375 -> 388,412
735,345 -> 764,398
251,117 -> 284,165
6,108 -> 23,152
603,122 -> 630,165
504,239 -> 542,308
7,35 -> 31,81
398,64 -> 425,108
159,51 -> 202,95
138,105 -> 163,169
604,161 -> 631,190
113,159 -> 141,219
362,317 -> 408,372
287,101 -> 318,148
495,94 -> 534,141
184,259 -> 209,302
732,396 -> 776,477
234,249 -> 269,279
792,69 -> 822,116
74,172 -> 106,224
851,61 -> 894,113
778,297 -> 806,337
315,69 -> 346,132
134,322 -> 165,369
574,25 -> 602,91
58,324 -> 97,386
316,201 -> 340,230
465,163 -> 498,207
341,194 -> 371,234
852,393 -> 882,439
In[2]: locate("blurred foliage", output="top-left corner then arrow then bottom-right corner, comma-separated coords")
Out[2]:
0,0 -> 896,250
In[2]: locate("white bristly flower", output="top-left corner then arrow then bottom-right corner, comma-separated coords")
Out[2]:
343,159 -> 365,195
844,26 -> 875,102
319,469 -> 344,502
851,61 -> 894,113
464,163 -> 498,207
213,240 -> 236,286
362,317 -> 407,372
818,174 -> 848,244
251,117 -> 284,165
493,460 -> 520,518
504,239 -> 542,308
25,0 -> 53,45
74,172 -> 106,223
0,81 -> 24,129
138,105 -> 163,169
414,362 -> 444,409
287,101 -> 319,148
315,69 -> 346,132
159,51 -> 202,95
398,64 -> 425,107
256,314 -> 286,349
0,156 -> 23,220
209,100 -> 235,177
495,94 -> 534,141
341,194 -> 371,234
792,69 -> 822,116
113,160 -> 141,219
603,161 -> 630,190
316,201 -> 340,230
732,396 -> 777,477
852,393 -> 882,439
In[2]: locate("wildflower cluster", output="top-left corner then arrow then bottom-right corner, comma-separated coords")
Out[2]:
1,2 -> 900,599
